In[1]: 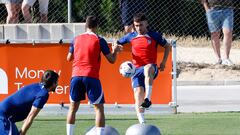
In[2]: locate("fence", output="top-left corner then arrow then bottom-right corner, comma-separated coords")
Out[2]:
0,1 -> 239,38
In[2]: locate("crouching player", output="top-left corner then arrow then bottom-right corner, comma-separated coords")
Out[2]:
0,70 -> 59,135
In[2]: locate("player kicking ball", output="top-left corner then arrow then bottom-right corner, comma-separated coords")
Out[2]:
117,13 -> 171,124
0,70 -> 59,135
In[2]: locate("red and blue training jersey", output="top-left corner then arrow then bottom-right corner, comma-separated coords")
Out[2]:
117,31 -> 167,68
69,32 -> 111,79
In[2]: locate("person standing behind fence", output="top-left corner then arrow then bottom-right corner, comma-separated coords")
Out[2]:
5,0 -> 22,23
66,16 -> 121,135
201,0 -> 234,66
117,13 -> 171,124
120,0 -> 146,33
22,0 -> 49,23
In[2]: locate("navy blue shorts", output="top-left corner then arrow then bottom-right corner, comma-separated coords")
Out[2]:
69,76 -> 105,104
131,64 -> 158,90
0,115 -> 19,135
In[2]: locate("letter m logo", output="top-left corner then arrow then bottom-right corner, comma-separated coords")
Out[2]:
0,68 -> 8,94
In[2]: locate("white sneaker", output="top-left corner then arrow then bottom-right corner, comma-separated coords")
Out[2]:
222,59 -> 233,66
215,58 -> 222,65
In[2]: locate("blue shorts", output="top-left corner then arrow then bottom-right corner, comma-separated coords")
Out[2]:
131,64 -> 158,90
206,8 -> 233,33
120,0 -> 146,26
5,0 -> 22,4
69,76 -> 105,104
0,115 -> 19,135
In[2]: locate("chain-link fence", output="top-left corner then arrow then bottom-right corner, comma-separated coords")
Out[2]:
75,0 -> 240,40
0,0 -> 239,42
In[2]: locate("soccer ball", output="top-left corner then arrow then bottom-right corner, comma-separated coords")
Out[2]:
119,61 -> 136,78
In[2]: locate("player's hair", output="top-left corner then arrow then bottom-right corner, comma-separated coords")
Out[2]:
86,15 -> 99,29
41,70 -> 59,89
133,13 -> 147,22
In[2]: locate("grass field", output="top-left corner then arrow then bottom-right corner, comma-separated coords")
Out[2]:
16,112 -> 240,135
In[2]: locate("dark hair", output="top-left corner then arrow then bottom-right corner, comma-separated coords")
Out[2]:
86,15 -> 98,29
41,70 -> 59,89
133,13 -> 147,22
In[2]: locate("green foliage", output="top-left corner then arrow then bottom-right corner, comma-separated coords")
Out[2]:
48,0 -> 68,23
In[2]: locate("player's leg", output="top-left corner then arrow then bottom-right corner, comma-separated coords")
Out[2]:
93,104 -> 105,135
10,122 -> 19,135
222,8 -> 233,65
206,9 -> 222,64
134,87 -> 146,124
38,0 -> 49,23
142,64 -> 156,107
66,101 -> 80,135
0,116 -> 19,135
131,67 -> 146,123
66,77 -> 85,135
85,77 -> 105,135
22,0 -> 36,23
0,116 -> 10,135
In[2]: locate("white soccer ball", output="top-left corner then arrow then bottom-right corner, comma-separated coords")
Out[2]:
119,61 -> 136,78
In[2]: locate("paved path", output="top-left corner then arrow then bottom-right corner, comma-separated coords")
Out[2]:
177,85 -> 240,112
39,85 -> 240,115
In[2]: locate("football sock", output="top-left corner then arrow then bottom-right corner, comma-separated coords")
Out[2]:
67,124 -> 75,135
137,113 -> 145,124
96,127 -> 105,135
145,85 -> 152,101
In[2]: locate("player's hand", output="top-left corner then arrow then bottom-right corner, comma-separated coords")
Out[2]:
159,63 -> 165,71
19,130 -> 25,135
112,43 -> 123,53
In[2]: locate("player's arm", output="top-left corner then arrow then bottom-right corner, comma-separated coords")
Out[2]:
19,106 -> 41,135
105,44 -> 121,64
67,53 -> 73,61
151,32 -> 171,71
67,39 -> 74,61
100,38 -> 121,64
116,33 -> 133,49
160,43 -> 171,71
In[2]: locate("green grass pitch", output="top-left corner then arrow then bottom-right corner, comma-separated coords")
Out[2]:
17,112 -> 240,135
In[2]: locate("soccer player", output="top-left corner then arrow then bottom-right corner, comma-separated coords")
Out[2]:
66,15 -> 121,135
0,70 -> 59,135
117,13 -> 171,124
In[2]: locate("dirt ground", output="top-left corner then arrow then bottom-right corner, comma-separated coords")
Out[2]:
177,62 -> 240,81
176,46 -> 240,81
